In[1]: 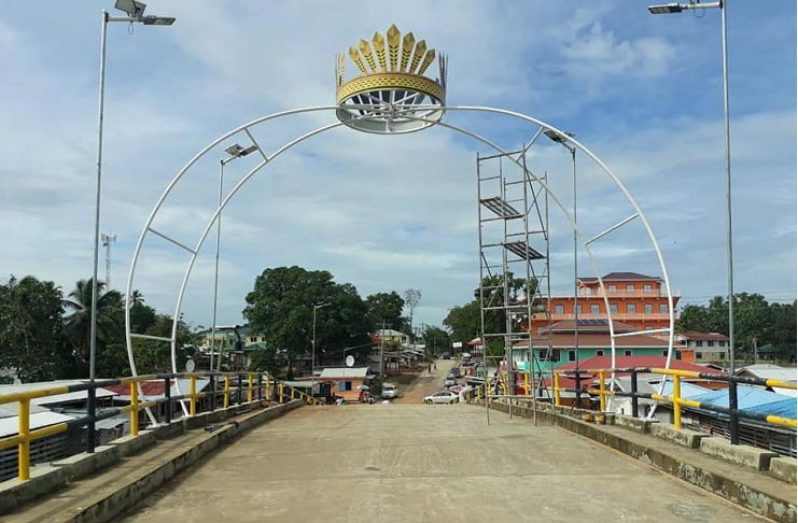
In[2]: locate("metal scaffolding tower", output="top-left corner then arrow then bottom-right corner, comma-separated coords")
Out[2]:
477,148 -> 552,401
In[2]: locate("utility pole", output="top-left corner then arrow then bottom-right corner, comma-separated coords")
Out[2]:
380,320 -> 386,382
101,233 -> 116,287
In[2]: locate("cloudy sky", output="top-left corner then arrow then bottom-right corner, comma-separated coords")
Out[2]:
0,1 -> 795,332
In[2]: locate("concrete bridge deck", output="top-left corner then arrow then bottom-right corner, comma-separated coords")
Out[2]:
122,404 -> 765,522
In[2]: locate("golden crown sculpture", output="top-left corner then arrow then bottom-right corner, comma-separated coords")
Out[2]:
335,25 -> 447,134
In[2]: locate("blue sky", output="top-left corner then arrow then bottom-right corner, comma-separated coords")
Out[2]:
0,1 -> 795,332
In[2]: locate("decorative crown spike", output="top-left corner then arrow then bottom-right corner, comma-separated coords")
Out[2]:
387,25 -> 400,71
372,32 -> 387,71
409,40 -> 426,73
359,39 -> 377,72
400,32 -> 415,71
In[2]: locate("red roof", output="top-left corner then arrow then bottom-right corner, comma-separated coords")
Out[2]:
557,355 -> 721,374
105,381 -> 168,396
579,272 -> 661,283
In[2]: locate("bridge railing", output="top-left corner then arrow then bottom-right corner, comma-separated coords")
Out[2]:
0,371 -> 320,483
551,367 -> 797,442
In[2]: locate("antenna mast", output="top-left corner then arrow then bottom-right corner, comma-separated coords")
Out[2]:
101,233 -> 116,287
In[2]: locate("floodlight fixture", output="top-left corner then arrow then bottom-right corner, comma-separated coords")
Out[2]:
543,129 -> 574,144
142,15 -> 176,26
648,1 -> 721,15
224,143 -> 258,158
114,0 -> 146,17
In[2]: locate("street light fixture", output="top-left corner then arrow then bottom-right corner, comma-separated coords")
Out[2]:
312,302 -> 331,391
545,128 -> 579,406
648,0 -> 739,444
209,142 -> 260,371
88,0 -> 174,453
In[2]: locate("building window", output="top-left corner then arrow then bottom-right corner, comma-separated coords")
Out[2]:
249,336 -> 257,343
627,284 -> 635,293
696,352 -> 703,360
644,284 -> 653,293
624,350 -> 632,356
338,381 -> 352,391
610,304 -> 618,314
575,305 -> 582,314
627,303 -> 636,314
696,340 -> 703,347
568,351 -> 576,362
590,304 -> 600,314
644,304 -> 653,314
719,353 -> 725,359
596,350 -> 604,356
555,304 -> 564,315
660,303 -> 668,314
608,284 -> 616,294
662,351 -> 668,357
707,340 -> 714,347
584,288 -> 592,296
539,350 -> 547,360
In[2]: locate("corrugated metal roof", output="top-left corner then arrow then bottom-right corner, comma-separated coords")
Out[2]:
0,411 -> 75,438
319,367 -> 370,378
737,364 -> 796,383
0,381 -> 117,407
690,385 -> 797,419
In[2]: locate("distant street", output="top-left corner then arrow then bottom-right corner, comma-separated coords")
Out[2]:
394,357 -> 456,403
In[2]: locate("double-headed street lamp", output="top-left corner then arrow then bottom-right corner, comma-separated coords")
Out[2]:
209,143 -> 258,371
90,0 -> 175,385
648,0 -> 739,443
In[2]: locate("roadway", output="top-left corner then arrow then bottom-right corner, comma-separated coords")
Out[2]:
122,403 -> 765,522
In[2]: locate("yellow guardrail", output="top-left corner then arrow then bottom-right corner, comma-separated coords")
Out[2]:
0,370 -> 307,482
555,367 -> 798,432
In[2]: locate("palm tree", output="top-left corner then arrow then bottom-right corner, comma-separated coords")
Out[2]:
63,278 -> 124,366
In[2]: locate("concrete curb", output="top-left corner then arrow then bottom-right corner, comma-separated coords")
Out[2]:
475,401 -> 796,523
0,400 -> 301,518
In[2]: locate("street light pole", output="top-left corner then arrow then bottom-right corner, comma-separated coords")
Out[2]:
210,144 -> 257,372
91,3 -> 175,384
312,302 -> 331,391
648,0 -> 737,442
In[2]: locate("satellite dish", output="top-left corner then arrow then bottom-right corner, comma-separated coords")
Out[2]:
346,355 -> 355,367
185,358 -> 195,372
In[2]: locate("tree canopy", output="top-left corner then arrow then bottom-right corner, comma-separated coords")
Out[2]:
365,291 -> 408,331
679,293 -> 796,360
243,266 -> 374,370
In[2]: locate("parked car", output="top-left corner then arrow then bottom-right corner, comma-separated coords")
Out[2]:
450,367 -> 462,378
424,390 -> 459,404
441,352 -> 451,360
381,383 -> 399,400
444,376 -> 457,387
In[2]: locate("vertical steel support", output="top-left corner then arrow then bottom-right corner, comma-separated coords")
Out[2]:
164,376 -> 172,423
571,147 -> 579,408
673,375 -> 682,430
210,161 -> 224,371
18,399 -> 30,481
278,382 -> 284,404
247,374 -> 254,403
87,386 -> 96,454
574,370 -> 582,410
554,373 -> 561,407
189,375 -> 197,416
729,380 -> 740,444
599,370 -> 606,412
258,374 -> 263,401
223,376 -> 231,409
631,369 -> 639,418
209,374 -> 216,411
130,382 -> 139,436
237,374 -> 243,405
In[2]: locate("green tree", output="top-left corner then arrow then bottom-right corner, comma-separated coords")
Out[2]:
444,301 -> 481,344
422,325 -> 450,355
769,301 -> 797,359
243,266 -> 374,373
62,278 -> 124,374
133,313 -> 196,374
365,291 -> 407,331
0,276 -> 69,381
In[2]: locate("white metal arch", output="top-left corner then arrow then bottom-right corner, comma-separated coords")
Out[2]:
125,104 -> 675,418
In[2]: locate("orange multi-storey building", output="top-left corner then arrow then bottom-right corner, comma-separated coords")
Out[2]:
531,272 -> 680,334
